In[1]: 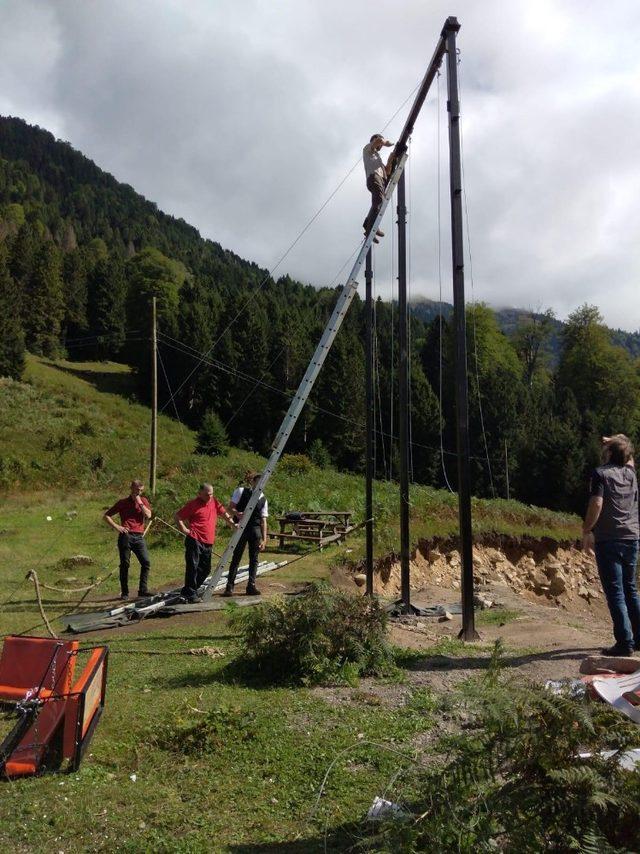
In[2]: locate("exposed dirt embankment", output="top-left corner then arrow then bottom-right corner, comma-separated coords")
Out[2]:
348,534 -> 604,612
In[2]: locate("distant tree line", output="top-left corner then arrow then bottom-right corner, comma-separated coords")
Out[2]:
1,115 -> 639,515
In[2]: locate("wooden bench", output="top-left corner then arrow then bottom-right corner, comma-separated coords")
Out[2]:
271,511 -> 354,551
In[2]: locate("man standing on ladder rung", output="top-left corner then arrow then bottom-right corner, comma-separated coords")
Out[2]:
362,133 -> 395,242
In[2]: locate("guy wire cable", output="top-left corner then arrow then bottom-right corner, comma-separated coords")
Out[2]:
157,332 -> 489,462
406,142 -> 415,483
160,82 -> 423,416
457,51 -> 496,498
437,69 -> 454,494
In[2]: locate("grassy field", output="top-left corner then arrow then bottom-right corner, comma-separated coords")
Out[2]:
0,358 -> 582,851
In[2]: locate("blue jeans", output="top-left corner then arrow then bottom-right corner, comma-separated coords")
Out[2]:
594,539 -> 640,649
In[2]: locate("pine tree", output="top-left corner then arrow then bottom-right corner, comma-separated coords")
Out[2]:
0,246 -> 25,379
85,255 -> 127,360
23,242 -> 64,356
62,248 -> 88,343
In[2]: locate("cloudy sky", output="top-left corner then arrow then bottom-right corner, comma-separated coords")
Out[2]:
1,0 -> 639,330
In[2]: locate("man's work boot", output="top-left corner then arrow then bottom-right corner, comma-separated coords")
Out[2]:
373,237 -> 380,244
137,589 -> 157,598
118,592 -> 130,601
375,229 -> 385,237
601,643 -> 634,657
222,585 -> 234,597
246,585 -> 261,596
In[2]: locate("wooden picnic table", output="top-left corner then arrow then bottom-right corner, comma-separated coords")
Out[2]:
271,511 -> 354,550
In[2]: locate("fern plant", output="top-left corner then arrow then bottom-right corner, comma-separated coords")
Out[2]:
359,643 -> 640,853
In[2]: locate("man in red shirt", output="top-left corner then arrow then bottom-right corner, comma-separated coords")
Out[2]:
104,479 -> 153,600
175,483 -> 237,603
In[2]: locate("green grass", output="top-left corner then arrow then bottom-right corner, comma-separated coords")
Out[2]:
0,357 -> 582,851
0,632 -> 432,853
476,608 -> 522,627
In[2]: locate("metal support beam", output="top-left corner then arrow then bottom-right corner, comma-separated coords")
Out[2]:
392,20 -> 451,160
365,248 -> 374,596
397,172 -> 412,613
149,296 -> 158,496
444,19 -> 479,641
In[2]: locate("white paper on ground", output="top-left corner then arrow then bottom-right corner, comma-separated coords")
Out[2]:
579,748 -> 640,771
591,673 -> 640,724
367,796 -> 407,821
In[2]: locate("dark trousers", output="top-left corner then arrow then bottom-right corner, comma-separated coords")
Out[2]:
117,532 -> 151,596
182,535 -> 212,597
595,539 -> 640,649
227,525 -> 262,589
363,173 -> 386,233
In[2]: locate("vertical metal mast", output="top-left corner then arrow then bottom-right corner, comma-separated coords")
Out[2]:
365,248 -> 374,596
397,172 -> 412,613
444,19 -> 478,640
149,296 -> 158,496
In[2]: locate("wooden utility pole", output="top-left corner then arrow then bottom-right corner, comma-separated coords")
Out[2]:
149,296 -> 158,496
365,248 -> 374,596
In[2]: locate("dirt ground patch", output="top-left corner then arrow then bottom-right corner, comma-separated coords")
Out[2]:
325,536 -> 620,694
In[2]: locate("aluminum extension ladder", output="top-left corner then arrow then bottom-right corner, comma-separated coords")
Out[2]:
202,149 -> 409,597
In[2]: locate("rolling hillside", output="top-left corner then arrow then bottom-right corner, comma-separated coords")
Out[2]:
0,356 -> 579,548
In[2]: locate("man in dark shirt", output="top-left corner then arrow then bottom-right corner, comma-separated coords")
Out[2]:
175,483 -> 237,603
104,479 -> 153,600
583,435 -> 640,656
223,471 -> 269,597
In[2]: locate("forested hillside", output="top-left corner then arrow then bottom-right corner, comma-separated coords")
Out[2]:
1,114 -> 639,514
410,300 -> 640,365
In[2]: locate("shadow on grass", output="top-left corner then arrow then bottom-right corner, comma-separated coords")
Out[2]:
152,657 -> 283,691
396,645 -> 598,674
228,818 -> 365,853
100,633 -> 240,643
55,364 -> 137,398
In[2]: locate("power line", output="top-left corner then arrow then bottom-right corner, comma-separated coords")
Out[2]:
156,342 -> 192,459
223,345 -> 286,431
157,331 -> 492,464
63,330 -> 140,344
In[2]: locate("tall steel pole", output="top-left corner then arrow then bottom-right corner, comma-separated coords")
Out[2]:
149,296 -> 158,496
397,172 -> 411,613
444,20 -> 478,640
365,248 -> 375,596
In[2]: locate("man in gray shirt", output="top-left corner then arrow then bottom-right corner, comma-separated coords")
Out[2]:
583,434 -> 640,656
362,134 -> 395,242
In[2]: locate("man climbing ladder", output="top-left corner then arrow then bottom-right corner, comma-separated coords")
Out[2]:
363,133 -> 395,241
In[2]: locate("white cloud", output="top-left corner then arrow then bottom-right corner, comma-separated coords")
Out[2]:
0,0 -> 639,329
